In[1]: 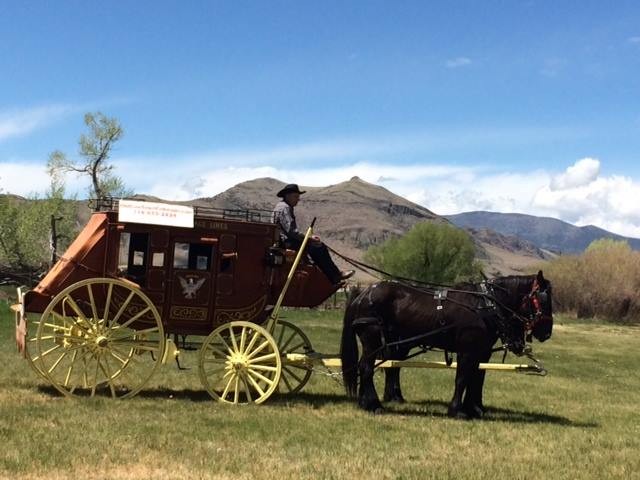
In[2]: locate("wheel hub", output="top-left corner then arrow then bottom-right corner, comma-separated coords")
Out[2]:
229,353 -> 249,372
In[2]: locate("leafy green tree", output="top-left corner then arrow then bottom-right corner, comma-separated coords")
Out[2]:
0,173 -> 78,273
0,194 -> 24,266
364,221 -> 483,284
47,112 -> 131,199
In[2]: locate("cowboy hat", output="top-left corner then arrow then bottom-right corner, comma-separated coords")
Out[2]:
277,184 -> 306,197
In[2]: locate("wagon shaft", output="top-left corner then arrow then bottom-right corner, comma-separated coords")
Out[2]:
284,353 -> 545,374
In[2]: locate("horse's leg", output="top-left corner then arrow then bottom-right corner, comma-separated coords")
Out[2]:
462,349 -> 490,419
383,347 -> 408,403
465,349 -> 492,415
448,352 -> 478,418
356,326 -> 384,412
383,368 -> 405,403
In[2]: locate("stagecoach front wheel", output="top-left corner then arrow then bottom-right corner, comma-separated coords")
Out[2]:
34,278 -> 165,399
198,321 -> 282,405
273,320 -> 313,394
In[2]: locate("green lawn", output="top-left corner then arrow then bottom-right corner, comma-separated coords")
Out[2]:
1,301 -> 638,480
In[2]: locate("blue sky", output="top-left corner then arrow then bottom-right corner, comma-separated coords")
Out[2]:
1,1 -> 640,236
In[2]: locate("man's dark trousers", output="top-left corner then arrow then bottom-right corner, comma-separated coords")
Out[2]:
286,239 -> 341,284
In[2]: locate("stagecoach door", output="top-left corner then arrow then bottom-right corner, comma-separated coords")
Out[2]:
168,238 -> 216,329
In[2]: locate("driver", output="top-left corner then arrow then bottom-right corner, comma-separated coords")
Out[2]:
272,184 -> 354,286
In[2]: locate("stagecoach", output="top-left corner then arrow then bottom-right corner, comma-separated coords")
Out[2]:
12,198 -> 545,405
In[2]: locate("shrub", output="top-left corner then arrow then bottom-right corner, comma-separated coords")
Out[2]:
364,221 -> 483,284
543,239 -> 640,323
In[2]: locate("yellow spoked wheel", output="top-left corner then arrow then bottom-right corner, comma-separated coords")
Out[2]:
34,278 -> 165,399
199,321 -> 281,405
14,288 -> 46,379
25,328 -> 47,380
274,320 -> 313,394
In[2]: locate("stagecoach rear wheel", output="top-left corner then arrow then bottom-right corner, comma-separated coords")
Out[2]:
273,320 -> 313,394
24,339 -> 47,380
34,278 -> 165,399
198,321 -> 282,405
14,291 -> 47,380
19,320 -> 47,380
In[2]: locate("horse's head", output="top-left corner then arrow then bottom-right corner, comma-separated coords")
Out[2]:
525,270 -> 553,342
490,270 -> 553,347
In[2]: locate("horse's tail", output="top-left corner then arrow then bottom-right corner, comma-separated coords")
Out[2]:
341,286 -> 362,398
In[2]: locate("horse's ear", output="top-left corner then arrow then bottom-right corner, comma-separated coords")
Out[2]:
537,270 -> 545,282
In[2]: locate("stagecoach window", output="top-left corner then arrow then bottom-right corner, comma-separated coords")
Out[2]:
133,251 -> 144,266
117,232 -> 149,285
173,243 -> 189,269
152,252 -> 165,267
173,242 -> 213,270
118,233 -> 131,272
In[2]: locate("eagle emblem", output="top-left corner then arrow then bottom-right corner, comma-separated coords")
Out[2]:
178,276 -> 206,299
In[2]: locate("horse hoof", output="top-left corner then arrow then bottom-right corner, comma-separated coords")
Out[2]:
463,404 -> 484,419
383,395 -> 406,404
359,399 -> 384,413
447,407 -> 464,419
469,408 -> 484,419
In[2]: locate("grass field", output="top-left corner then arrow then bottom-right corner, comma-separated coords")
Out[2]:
1,301 -> 638,480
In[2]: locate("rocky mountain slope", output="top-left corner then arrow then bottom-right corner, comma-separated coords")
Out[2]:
190,177 -> 550,277
446,211 -> 640,254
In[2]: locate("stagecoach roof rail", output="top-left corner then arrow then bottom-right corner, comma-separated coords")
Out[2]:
89,197 -> 274,224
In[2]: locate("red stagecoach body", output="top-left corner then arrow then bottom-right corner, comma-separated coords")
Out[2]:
18,202 -> 339,346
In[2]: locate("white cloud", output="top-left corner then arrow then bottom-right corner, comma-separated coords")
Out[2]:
445,57 -> 472,68
6,130 -> 640,240
109,150 -> 640,239
549,157 -> 599,190
628,36 -> 640,44
128,162 -> 478,202
0,104 -> 75,142
532,159 -> 640,237
0,162 -> 54,195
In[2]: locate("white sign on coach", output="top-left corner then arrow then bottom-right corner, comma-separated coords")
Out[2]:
118,199 -> 194,228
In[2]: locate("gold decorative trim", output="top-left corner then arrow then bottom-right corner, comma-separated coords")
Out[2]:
170,306 -> 208,322
214,296 -> 267,325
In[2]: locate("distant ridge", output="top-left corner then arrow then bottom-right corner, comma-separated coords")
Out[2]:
446,211 -> 640,253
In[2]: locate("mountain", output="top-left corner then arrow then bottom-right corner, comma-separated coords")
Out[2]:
446,211 -> 640,254
192,176 -> 444,260
192,177 -> 549,277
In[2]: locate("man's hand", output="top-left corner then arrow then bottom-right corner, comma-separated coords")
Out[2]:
311,235 -> 322,244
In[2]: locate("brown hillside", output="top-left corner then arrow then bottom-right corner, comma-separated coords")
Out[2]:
191,176 -> 548,278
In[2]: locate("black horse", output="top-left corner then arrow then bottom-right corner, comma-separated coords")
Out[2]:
340,271 -> 553,417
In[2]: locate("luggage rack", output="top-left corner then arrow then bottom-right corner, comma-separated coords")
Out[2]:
90,197 -> 274,224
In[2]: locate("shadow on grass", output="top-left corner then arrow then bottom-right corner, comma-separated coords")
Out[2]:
36,385 -> 214,402
270,391 -> 353,407
271,392 -> 598,427
33,386 -> 597,428
398,399 -> 599,427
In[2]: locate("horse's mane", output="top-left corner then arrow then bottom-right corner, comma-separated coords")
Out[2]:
491,274 -> 536,292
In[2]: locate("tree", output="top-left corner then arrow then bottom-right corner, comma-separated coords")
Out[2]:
364,221 -> 483,284
0,172 -> 78,276
47,112 -> 131,199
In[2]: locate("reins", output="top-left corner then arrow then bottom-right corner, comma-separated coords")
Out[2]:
327,243 -> 533,330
